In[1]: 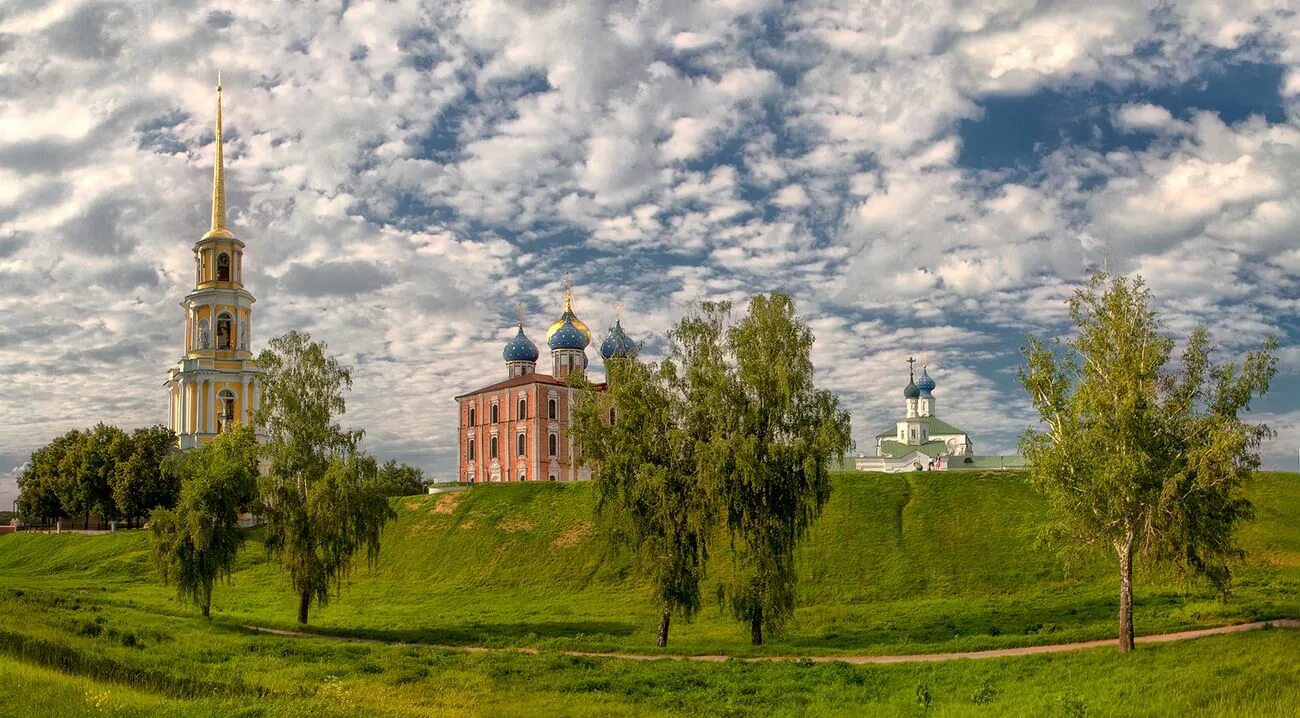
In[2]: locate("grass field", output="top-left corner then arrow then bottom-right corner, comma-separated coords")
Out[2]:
0,470 -> 1297,715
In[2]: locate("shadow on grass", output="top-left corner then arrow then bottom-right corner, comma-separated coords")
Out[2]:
230,619 -> 639,647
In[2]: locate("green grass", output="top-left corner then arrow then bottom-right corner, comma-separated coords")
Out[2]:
2,471 -> 1296,657
1,470 -> 1297,714
0,588 -> 1297,717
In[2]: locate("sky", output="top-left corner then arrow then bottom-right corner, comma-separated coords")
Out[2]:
2,0 -> 1299,506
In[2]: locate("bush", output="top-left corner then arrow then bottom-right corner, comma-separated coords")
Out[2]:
972,676 -> 998,705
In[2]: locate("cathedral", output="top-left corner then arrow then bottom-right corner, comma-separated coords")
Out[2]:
855,358 -> 974,472
164,81 -> 262,448
455,289 -> 637,482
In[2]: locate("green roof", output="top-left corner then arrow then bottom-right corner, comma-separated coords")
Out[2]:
875,415 -> 967,439
878,439 -> 948,458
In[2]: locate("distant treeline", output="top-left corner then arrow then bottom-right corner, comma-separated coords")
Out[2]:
15,423 -> 427,529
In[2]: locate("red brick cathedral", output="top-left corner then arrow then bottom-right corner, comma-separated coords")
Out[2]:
455,288 -> 637,483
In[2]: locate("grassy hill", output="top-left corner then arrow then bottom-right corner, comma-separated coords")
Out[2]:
2,470 -> 1297,656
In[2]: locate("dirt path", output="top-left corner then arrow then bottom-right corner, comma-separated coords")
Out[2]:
244,618 -> 1300,664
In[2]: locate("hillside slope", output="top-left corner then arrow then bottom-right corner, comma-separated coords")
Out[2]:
1,471 -> 1296,655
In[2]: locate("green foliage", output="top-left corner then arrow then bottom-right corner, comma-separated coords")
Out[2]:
58,423 -> 129,526
16,429 -> 82,522
110,425 -> 180,526
17,425 -> 180,526
915,683 -> 932,710
373,459 -> 426,498
570,342 -> 716,646
705,294 -> 854,644
1019,272 -> 1277,651
255,330 -> 395,624
149,427 -> 258,618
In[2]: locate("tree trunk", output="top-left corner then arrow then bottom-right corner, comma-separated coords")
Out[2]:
750,607 -> 763,646
657,609 -> 671,647
202,602 -> 210,619
84,512 -> 90,530
298,590 -> 311,625
1117,536 -> 1135,653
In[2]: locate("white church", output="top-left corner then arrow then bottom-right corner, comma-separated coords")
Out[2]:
855,358 -> 975,473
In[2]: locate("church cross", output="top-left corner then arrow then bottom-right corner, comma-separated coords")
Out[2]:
907,356 -> 916,380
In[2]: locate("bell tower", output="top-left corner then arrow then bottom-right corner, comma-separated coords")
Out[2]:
165,78 -> 263,448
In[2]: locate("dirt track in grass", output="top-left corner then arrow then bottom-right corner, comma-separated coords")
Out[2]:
244,618 -> 1300,664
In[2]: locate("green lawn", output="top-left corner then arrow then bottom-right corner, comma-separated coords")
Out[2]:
0,589 -> 1297,717
2,471 -> 1296,656
0,471 -> 1297,714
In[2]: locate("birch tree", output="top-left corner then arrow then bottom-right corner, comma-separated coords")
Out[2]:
1019,272 -> 1277,652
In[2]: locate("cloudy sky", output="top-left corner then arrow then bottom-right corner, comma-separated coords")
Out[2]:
2,0 -> 1299,505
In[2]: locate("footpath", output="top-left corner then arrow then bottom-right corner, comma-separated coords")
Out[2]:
244,618 -> 1300,664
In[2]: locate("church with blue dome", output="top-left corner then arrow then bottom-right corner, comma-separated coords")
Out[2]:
856,357 -> 974,472
454,284 -> 637,483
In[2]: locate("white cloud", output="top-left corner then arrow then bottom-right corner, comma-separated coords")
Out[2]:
0,0 -> 1297,480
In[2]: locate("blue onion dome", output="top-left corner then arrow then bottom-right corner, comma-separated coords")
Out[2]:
502,325 -> 539,362
904,378 -> 920,399
600,320 -> 637,360
548,318 -> 589,350
916,367 -> 935,396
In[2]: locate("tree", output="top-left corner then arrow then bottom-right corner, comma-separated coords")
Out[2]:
373,459 -> 426,497
1019,272 -> 1277,652
111,425 -> 181,528
570,328 -> 721,647
255,330 -> 397,624
16,430 -> 82,524
59,423 -> 128,528
709,294 -> 854,645
149,427 -> 258,618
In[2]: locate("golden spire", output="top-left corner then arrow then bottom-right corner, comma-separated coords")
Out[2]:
516,302 -> 526,328
614,301 -> 624,323
563,272 -> 574,311
203,73 -> 235,240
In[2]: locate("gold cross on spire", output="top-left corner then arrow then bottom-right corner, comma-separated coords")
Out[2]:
614,301 -> 624,323
563,272 -> 574,310
516,302 -> 526,328
921,349 -> 928,368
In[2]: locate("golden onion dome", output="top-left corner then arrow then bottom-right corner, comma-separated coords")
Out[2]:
546,291 -> 591,344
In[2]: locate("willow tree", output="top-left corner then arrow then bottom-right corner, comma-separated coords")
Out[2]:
255,330 -> 396,625
711,294 -> 853,645
570,308 -> 726,647
150,427 -> 258,618
1019,272 -> 1277,652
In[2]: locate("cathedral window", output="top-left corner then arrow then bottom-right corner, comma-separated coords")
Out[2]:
490,403 -> 499,424
516,433 -> 526,457
216,389 -> 237,433
490,436 -> 498,460
518,398 -> 526,418
548,433 -> 557,457
548,398 -> 558,419
468,406 -> 476,427
216,313 -> 233,349
467,437 -> 475,462
217,253 -> 231,281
